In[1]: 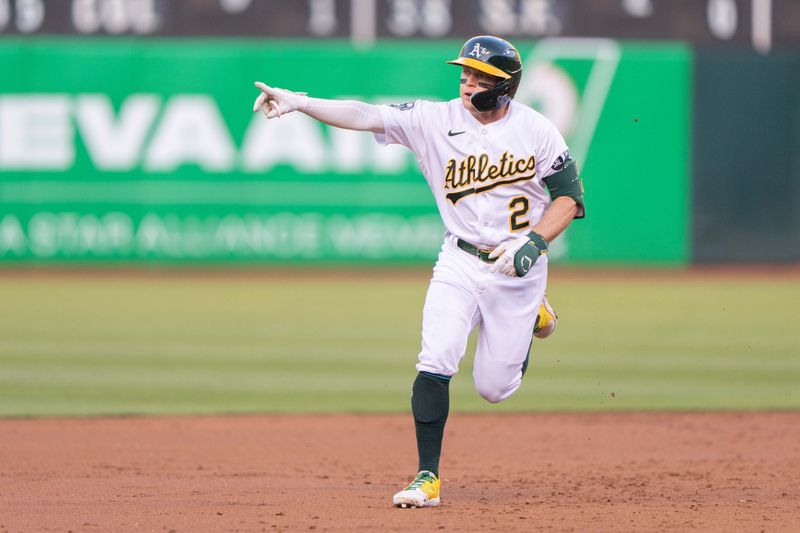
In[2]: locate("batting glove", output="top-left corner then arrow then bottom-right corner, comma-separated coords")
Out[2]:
489,231 -> 548,277
253,82 -> 309,118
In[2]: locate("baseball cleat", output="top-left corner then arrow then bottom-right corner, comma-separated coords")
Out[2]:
392,470 -> 441,508
533,294 -> 558,339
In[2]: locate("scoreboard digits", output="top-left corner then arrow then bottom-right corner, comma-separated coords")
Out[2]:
0,0 -> 797,52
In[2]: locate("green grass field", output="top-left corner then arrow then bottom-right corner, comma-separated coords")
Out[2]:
1,270 -> 798,417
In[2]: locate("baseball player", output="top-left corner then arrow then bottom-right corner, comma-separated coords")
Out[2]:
253,35 -> 585,509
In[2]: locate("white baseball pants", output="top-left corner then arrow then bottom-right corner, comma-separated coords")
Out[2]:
416,234 -> 548,403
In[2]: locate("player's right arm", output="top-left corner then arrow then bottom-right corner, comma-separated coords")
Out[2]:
252,82 -> 385,134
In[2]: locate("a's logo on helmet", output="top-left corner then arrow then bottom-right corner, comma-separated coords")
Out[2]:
469,42 -> 488,57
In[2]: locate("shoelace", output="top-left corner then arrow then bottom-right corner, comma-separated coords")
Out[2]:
407,472 -> 436,489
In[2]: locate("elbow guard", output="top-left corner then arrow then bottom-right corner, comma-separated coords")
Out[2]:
543,158 -> 585,219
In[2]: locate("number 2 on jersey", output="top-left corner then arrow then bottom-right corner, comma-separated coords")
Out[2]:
508,196 -> 530,231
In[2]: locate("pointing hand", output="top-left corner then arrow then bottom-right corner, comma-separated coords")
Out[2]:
252,82 -> 308,118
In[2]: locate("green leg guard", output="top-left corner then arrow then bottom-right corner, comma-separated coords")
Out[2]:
412,372 -> 451,477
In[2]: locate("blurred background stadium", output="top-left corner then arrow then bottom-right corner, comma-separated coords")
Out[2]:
1,0 -> 798,416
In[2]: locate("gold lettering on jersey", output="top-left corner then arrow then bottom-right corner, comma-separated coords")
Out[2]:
444,152 -> 536,204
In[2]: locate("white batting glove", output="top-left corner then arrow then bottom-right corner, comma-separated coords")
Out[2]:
488,235 -> 531,277
252,81 -> 309,118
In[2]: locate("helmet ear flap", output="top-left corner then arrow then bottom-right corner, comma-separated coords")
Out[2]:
470,80 -> 508,111
470,75 -> 520,112
506,75 -> 521,99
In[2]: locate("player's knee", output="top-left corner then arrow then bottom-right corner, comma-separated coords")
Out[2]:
474,383 -> 510,404
479,391 -> 505,404
474,373 -> 520,404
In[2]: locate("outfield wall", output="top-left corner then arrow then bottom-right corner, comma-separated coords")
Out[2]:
692,49 -> 800,263
0,39 -> 690,265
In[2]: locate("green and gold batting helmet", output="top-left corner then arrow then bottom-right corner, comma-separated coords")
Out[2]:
447,35 -> 523,112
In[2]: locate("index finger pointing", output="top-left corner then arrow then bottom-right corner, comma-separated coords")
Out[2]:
254,81 -> 273,94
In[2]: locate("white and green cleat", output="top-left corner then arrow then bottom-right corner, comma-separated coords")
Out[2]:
392,470 -> 441,508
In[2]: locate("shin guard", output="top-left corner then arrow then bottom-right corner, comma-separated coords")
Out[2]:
412,372 -> 451,477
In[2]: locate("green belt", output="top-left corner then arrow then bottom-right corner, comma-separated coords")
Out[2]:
456,239 -> 497,263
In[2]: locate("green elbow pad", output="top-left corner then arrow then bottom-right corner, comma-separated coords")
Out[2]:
543,158 -> 586,218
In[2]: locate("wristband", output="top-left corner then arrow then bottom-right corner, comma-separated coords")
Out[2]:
527,231 -> 548,254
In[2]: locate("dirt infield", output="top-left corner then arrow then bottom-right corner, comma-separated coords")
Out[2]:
2,413 -> 798,532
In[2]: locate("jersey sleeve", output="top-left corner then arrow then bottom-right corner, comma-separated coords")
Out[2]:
373,100 -> 429,159
535,120 -> 570,180
536,118 -> 585,218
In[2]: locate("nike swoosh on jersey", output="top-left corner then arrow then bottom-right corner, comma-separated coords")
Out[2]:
447,130 -> 466,136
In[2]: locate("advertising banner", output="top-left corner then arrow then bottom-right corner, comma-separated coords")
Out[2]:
0,38 -> 691,264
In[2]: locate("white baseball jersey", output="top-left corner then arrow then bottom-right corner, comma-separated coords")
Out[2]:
374,98 -> 569,248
